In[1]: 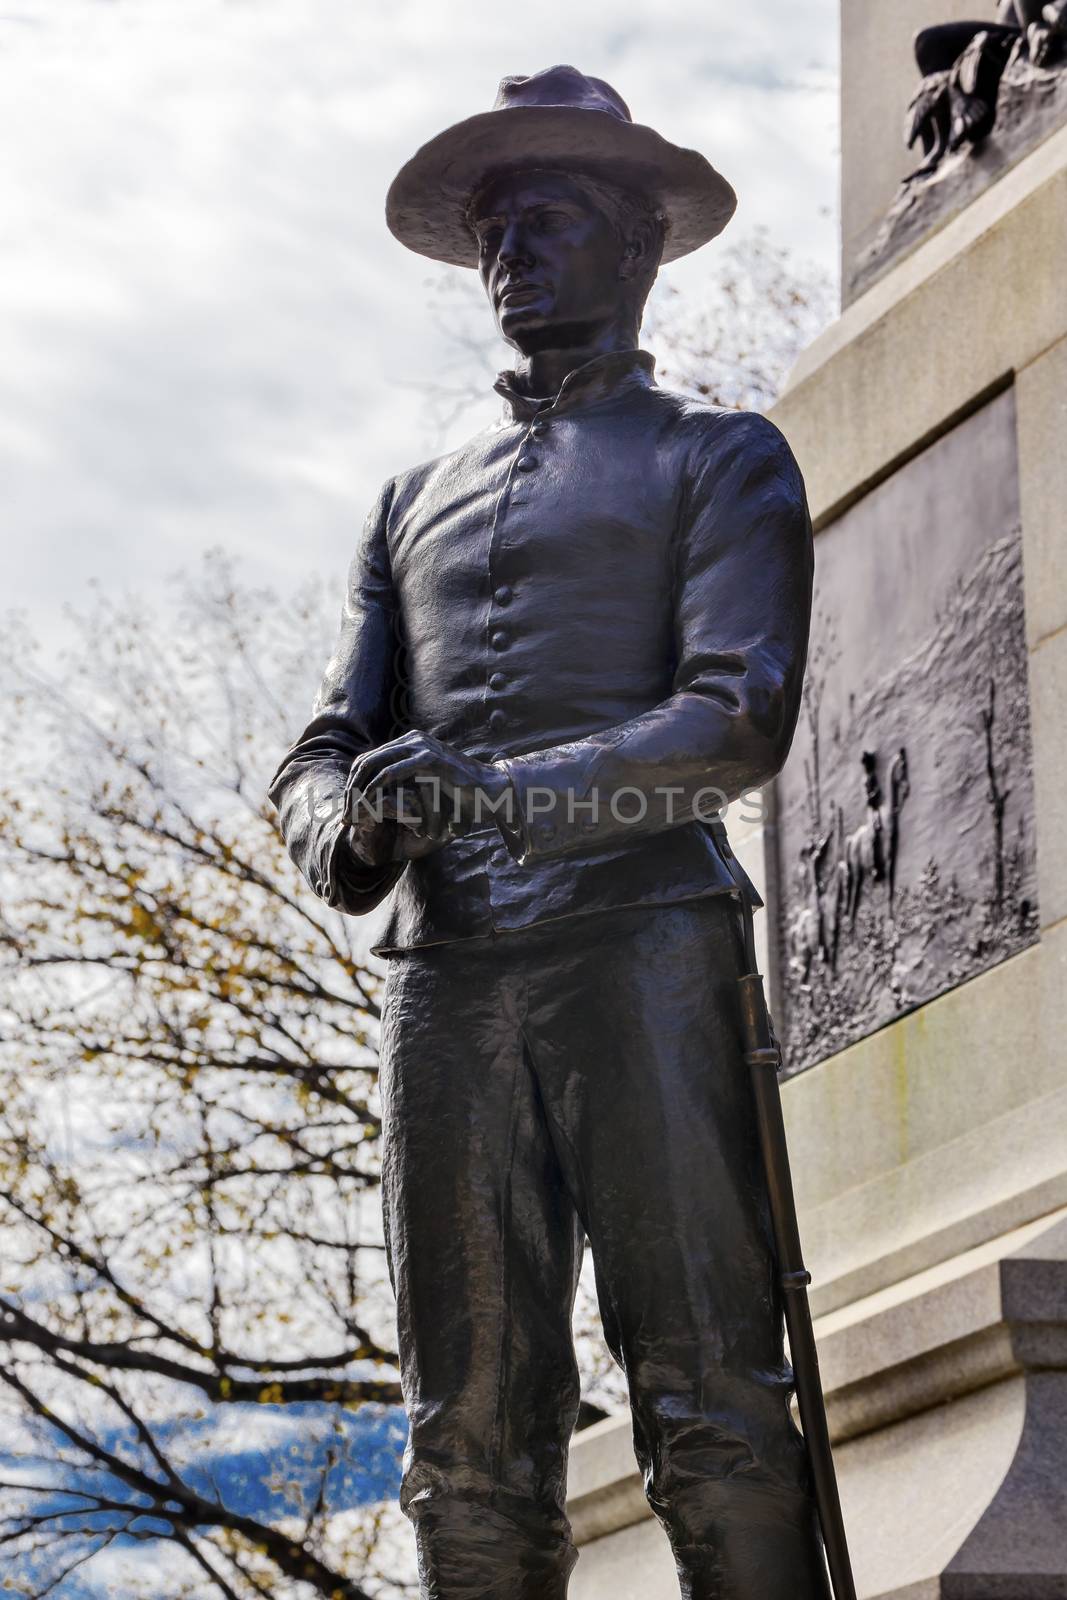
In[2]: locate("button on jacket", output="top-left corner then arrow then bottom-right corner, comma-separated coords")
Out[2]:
268,350 -> 813,954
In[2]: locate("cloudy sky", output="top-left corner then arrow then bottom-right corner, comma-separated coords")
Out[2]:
1,0 -> 839,642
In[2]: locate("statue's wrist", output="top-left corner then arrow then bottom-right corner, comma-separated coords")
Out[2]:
348,814 -> 396,867
480,762 -> 511,806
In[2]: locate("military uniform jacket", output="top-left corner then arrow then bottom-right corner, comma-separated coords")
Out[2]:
268,349 -> 813,955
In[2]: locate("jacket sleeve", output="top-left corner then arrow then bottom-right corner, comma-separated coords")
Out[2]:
496,412 -> 813,863
267,479 -> 406,913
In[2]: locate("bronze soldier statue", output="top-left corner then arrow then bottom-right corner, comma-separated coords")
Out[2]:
270,65 -> 829,1600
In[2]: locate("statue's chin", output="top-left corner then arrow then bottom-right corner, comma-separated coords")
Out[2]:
507,317 -> 615,357
497,293 -> 554,341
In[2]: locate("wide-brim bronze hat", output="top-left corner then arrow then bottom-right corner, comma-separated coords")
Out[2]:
386,64 -> 737,268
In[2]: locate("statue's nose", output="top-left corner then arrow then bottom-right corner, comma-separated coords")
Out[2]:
498,219 -> 535,271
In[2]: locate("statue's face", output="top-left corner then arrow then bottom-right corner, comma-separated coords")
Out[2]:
471,171 -> 629,350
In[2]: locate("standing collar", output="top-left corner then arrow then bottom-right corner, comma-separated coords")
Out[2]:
493,348 -> 656,423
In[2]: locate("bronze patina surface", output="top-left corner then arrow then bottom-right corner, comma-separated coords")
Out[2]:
270,65 -> 829,1600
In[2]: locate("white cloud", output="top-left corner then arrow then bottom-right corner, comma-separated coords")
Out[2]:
0,0 -> 838,645
170,1399 -> 310,1463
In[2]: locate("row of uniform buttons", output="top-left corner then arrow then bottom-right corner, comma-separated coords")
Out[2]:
516,414 -> 548,471
487,417 -> 548,745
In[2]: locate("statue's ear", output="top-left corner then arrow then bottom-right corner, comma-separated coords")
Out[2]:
619,217 -> 656,281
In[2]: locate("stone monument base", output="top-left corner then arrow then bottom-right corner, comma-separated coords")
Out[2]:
852,42 -> 1067,299
568,1207 -> 1067,1598
566,111 -> 1067,1600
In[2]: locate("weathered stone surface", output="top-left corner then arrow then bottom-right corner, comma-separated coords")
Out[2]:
852,48 -> 1067,302
773,124 -> 1067,529
568,75 -> 1067,1600
727,792 -> 776,989
816,1212 -> 1067,1440
567,1414 -> 650,1548
1017,333 -> 1067,650
567,1213 -> 1067,1599
840,0 -> 992,305
785,921 -> 1067,1317
601,56 -> 1067,1600
1030,622 -> 1067,930
569,1513 -> 675,1599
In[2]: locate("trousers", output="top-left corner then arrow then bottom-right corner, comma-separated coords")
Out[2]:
379,897 -> 830,1599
